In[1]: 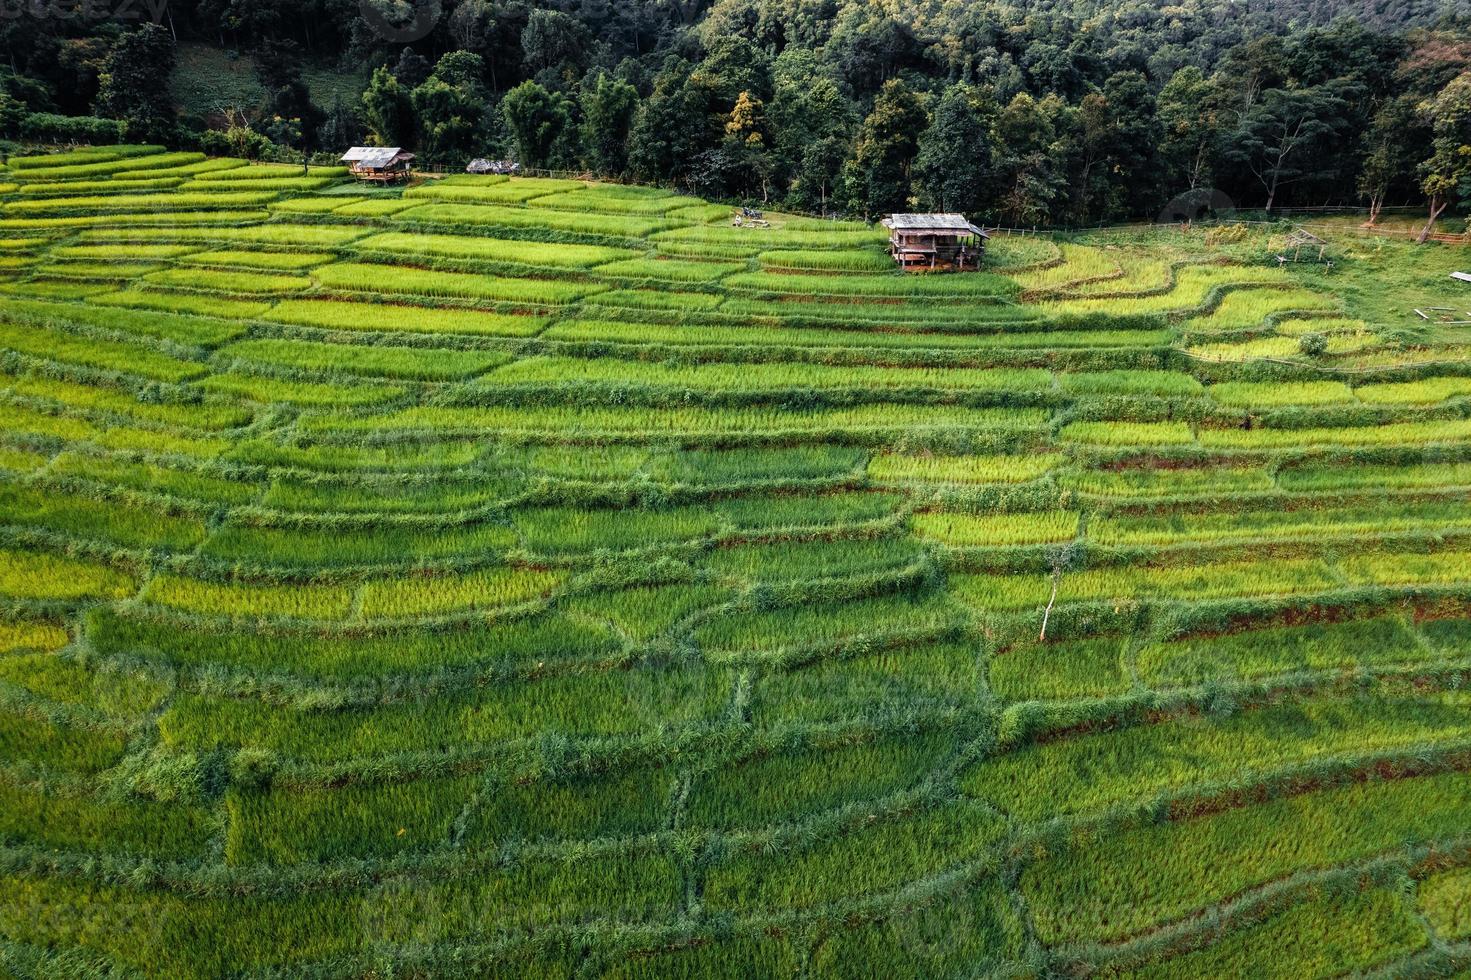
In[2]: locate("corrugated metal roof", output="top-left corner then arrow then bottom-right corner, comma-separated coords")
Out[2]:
340,147 -> 406,167
883,213 -> 987,236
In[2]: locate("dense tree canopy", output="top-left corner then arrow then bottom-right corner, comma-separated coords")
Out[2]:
3,0 -> 1469,224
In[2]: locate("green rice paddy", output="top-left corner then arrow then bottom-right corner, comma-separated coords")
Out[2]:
1,146 -> 1470,977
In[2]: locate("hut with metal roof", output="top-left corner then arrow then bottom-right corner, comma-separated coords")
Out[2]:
340,146 -> 415,183
882,213 -> 988,271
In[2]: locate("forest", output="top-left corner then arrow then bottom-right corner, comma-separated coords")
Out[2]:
2,0 -> 1470,225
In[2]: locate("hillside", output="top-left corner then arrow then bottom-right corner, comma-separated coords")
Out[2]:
4,147 -> 1471,976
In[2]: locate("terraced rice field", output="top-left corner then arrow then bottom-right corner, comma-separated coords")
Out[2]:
4,145 -> 1471,976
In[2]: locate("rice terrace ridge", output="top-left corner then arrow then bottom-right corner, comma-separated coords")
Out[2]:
11,0 -> 1471,973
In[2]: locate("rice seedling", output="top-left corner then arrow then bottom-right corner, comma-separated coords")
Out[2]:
53,244 -> 198,260
0,319 -> 207,383
0,779 -> 215,860
544,318 -> 1170,352
314,261 -> 599,304
16,177 -> 185,196
990,636 -> 1131,702
1136,617 -> 1424,688
1059,465 -> 1273,498
1041,264 -> 1289,318
228,438 -> 479,472
705,536 -> 923,583
1184,286 -> 1338,331
529,190 -> 702,215
757,249 -> 894,273
7,145 -> 165,169
725,269 -> 1018,298
583,288 -> 725,311
0,620 -> 68,654
352,230 -> 637,267
484,356 -> 1053,395
260,474 -> 515,514
1355,376 -> 1471,405
694,591 -> 961,659
653,223 -> 888,250
913,510 -> 1078,547
1209,380 -> 1354,406
203,519 -> 516,568
3,191 -> 277,214
809,881 -> 1025,978
752,641 -> 980,726
6,151 -> 202,180
1113,888 -> 1425,980
686,732 -> 951,829
0,483 -> 207,550
1091,499 -> 1471,548
178,176 -> 337,193
49,451 -> 261,504
142,574 -> 356,620
178,249 -> 335,271
1199,418 -> 1471,449
395,202 -> 681,238
90,606 -> 615,679
357,566 -> 566,618
308,403 -> 1047,439
90,288 -> 271,320
1187,332 -> 1376,361
1022,770 -> 1471,943
35,260 -> 161,280
593,256 -> 744,282
965,690 -> 1471,822
403,179 -> 582,204
705,800 -> 1006,910
221,337 -> 510,380
1058,421 -> 1196,446
643,445 -> 864,484
0,707 -> 129,772
262,298 -> 548,337
79,222 -> 371,247
0,548 -> 134,600
953,557 -> 1339,612
1418,866 -> 1471,940
1009,243 -> 1120,292
1057,371 -> 1205,397
142,267 -> 313,294
197,371 -> 406,406
868,452 -> 1062,484
1276,461 -> 1471,492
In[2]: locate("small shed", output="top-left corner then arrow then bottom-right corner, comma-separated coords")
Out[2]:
1283,228 -> 1328,262
341,146 -> 415,183
882,214 -> 987,271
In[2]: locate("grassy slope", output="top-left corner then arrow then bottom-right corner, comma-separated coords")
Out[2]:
1,150 -> 1471,977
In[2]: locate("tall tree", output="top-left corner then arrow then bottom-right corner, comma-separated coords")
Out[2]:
1359,94 -> 1423,224
840,78 -> 928,219
411,53 -> 490,166
913,83 -> 996,215
255,40 -> 324,150
1417,71 -> 1471,242
580,72 -> 639,175
93,24 -> 176,142
1158,67 -> 1223,192
521,9 -> 593,85
501,80 -> 576,169
1225,83 -> 1351,211
627,62 -> 717,185
991,92 -> 1069,226
361,66 -> 414,147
